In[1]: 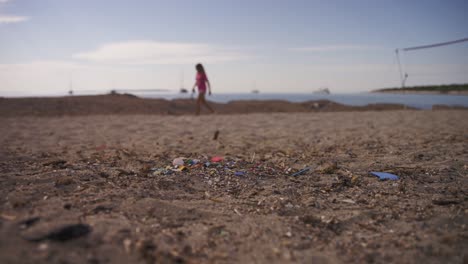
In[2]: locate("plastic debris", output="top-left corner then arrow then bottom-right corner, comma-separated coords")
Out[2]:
204,162 -> 211,167
291,167 -> 311,177
152,168 -> 164,176
370,171 -> 399,181
187,159 -> 200,165
151,168 -> 173,176
234,171 -> 245,176
172,157 -> 185,166
178,166 -> 188,172
211,156 -> 224,163
213,130 -> 220,140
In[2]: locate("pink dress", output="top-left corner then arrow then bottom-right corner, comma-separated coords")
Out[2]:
196,72 -> 207,93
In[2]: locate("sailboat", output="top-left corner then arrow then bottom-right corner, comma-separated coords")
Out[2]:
179,71 -> 188,93
251,80 -> 260,94
313,87 -> 331,94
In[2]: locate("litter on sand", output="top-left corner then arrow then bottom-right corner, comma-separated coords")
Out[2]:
370,171 -> 399,181
291,167 -> 311,177
172,157 -> 185,166
187,159 -> 200,165
177,166 -> 188,172
211,156 -> 224,163
234,171 -> 245,176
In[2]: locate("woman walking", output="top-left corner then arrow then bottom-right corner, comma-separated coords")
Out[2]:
192,63 -> 215,115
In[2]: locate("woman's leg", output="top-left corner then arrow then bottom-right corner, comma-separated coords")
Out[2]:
200,94 -> 215,113
196,93 -> 203,115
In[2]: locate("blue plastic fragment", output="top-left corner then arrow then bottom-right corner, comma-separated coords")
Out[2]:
370,171 -> 399,181
234,171 -> 245,176
291,167 -> 311,177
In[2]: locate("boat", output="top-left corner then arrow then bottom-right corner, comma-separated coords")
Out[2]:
313,87 -> 331,94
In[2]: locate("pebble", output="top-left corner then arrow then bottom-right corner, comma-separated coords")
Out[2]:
123,238 -> 132,253
38,243 -> 48,251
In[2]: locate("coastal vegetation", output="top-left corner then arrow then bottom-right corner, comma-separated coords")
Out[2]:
374,83 -> 468,94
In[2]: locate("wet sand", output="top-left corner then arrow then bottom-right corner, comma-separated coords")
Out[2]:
0,98 -> 467,263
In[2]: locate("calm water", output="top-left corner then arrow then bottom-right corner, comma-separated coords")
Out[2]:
135,92 -> 468,109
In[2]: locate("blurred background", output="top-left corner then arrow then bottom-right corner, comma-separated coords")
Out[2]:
0,0 -> 467,97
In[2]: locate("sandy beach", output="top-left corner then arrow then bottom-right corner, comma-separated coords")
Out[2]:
0,97 -> 467,263
0,94 -> 415,117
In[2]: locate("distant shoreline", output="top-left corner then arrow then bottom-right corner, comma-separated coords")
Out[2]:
373,90 -> 468,95
372,83 -> 468,95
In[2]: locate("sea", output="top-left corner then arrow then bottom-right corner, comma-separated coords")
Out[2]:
133,92 -> 468,110
4,91 -> 468,109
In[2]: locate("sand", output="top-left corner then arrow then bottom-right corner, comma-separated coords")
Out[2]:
0,94 -> 413,117
0,103 -> 467,263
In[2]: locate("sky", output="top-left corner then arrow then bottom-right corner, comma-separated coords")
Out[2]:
0,0 -> 467,96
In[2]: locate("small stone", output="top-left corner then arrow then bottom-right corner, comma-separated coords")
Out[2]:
272,247 -> 280,255
341,199 -> 356,204
38,243 -> 48,251
55,176 -> 74,187
123,238 -> 132,253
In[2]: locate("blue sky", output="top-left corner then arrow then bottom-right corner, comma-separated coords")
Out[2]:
1,0 -> 467,96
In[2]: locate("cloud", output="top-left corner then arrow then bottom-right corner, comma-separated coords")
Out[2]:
0,1 -> 31,24
290,45 -> 382,52
0,15 -> 29,24
72,41 -> 248,65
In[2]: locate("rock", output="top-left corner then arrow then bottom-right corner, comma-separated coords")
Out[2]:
43,159 -> 67,168
432,199 -> 460,206
55,176 -> 75,187
92,205 -> 113,214
24,223 -> 92,242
